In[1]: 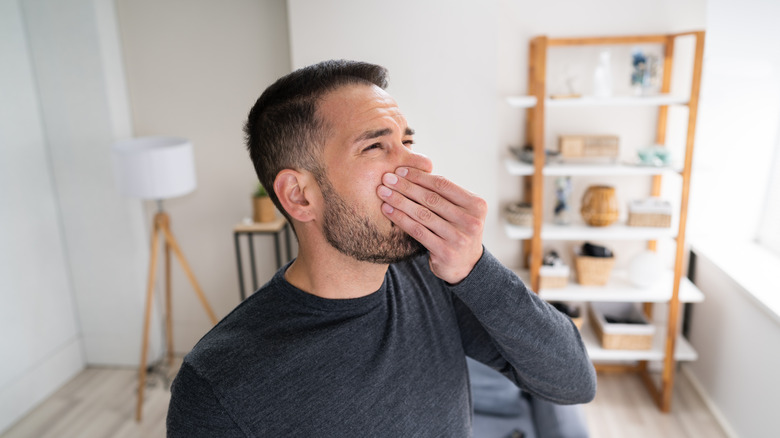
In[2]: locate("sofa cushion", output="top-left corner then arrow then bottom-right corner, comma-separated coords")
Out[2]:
467,357 -> 527,418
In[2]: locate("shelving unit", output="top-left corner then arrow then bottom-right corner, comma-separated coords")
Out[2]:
508,32 -> 705,412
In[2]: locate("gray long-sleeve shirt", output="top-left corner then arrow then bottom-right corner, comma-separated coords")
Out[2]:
167,249 -> 596,437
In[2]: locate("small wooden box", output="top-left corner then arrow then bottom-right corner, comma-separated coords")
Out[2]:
589,303 -> 655,350
559,135 -> 619,159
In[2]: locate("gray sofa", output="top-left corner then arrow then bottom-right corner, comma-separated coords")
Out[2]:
467,358 -> 589,438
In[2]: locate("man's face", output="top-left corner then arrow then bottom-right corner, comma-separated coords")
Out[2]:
316,84 -> 430,263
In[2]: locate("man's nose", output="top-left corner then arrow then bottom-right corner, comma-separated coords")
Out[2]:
397,147 -> 433,174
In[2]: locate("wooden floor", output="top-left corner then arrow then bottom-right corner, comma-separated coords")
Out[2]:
2,361 -> 728,438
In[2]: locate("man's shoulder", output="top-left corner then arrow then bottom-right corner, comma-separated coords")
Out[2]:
183,283 -> 283,382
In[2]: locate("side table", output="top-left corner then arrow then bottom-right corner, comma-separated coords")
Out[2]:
233,217 -> 292,300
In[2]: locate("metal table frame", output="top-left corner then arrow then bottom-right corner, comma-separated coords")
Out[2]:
233,217 -> 292,300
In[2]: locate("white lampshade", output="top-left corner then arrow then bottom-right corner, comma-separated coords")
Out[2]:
113,137 -> 196,200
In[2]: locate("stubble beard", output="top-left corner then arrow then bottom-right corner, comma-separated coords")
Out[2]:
319,176 -> 426,264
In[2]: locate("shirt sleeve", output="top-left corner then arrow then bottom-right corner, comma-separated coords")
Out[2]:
167,361 -> 247,437
448,248 -> 597,405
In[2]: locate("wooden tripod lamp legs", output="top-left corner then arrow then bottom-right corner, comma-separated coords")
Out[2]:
136,212 -> 218,422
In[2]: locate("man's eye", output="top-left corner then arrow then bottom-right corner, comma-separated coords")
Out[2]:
403,140 -> 414,147
362,143 -> 382,152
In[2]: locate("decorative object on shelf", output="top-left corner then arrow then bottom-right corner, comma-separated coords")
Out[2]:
539,250 -> 570,288
637,144 -> 671,166
580,185 -> 619,227
509,144 -> 559,164
628,250 -> 663,288
505,202 -> 533,226
593,50 -> 613,98
574,242 -> 615,285
627,197 -> 672,228
551,66 -> 583,100
551,302 -> 583,330
252,182 -> 276,223
589,302 -> 655,350
631,48 -> 660,96
553,176 -> 572,225
558,135 -> 619,160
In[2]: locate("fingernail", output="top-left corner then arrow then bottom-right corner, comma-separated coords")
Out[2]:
382,203 -> 394,214
378,186 -> 392,197
396,167 -> 408,177
383,173 -> 398,185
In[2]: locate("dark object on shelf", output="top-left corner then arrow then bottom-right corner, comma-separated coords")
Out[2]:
542,250 -> 562,267
509,145 -> 559,165
605,316 -> 646,325
551,302 -> 581,318
582,242 -> 613,258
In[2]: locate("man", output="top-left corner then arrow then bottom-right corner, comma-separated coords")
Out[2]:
167,60 -> 596,437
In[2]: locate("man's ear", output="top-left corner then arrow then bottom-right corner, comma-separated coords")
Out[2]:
274,169 -> 319,223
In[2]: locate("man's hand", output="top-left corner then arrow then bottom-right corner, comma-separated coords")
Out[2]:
378,167 -> 487,284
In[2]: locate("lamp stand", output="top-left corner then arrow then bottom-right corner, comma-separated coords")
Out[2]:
136,208 -> 218,422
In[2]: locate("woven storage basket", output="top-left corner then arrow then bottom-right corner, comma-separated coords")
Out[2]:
539,265 -> 570,289
627,212 -> 671,228
574,255 -> 614,285
589,303 -> 654,350
505,202 -> 532,226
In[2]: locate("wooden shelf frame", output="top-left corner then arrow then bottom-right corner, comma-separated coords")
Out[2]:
519,31 -> 706,412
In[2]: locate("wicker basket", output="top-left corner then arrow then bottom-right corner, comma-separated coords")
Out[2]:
505,202 -> 532,226
589,303 -> 655,350
627,198 -> 672,228
539,265 -> 570,289
574,255 -> 614,285
627,212 -> 671,227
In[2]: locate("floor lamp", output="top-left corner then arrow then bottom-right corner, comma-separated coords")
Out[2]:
113,137 -> 218,422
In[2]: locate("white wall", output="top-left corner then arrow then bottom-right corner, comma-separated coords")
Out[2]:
287,0 -> 705,269
1,0 -> 157,431
21,0 -> 157,367
116,0 -> 292,353
686,253 -> 779,438
0,0 -> 83,433
684,0 -> 780,436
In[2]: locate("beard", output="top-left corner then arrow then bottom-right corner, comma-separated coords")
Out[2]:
319,176 -> 426,264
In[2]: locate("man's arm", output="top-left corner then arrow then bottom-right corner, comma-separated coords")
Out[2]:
379,167 -> 596,404
167,362 -> 246,437
449,249 -> 596,404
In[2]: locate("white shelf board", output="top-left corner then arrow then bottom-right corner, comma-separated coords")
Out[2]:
506,96 -> 537,108
513,269 -> 704,303
541,271 -> 703,303
580,321 -> 698,362
504,221 -> 677,241
506,94 -> 689,108
504,159 -> 681,176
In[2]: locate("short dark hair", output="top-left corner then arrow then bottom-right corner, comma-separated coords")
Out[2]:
244,60 -> 388,222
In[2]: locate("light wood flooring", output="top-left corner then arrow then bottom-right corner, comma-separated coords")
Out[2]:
2,361 -> 728,438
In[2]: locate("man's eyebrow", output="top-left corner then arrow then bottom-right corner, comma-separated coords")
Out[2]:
355,128 -> 392,143
354,127 -> 415,143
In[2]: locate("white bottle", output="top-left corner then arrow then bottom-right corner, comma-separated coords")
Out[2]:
593,50 -> 612,98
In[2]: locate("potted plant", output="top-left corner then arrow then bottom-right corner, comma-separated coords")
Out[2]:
252,182 -> 275,223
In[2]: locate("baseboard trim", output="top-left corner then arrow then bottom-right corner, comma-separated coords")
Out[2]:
681,365 -> 739,438
0,338 -> 85,434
